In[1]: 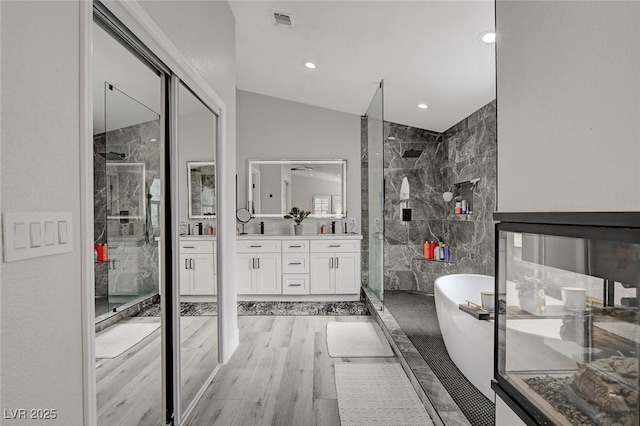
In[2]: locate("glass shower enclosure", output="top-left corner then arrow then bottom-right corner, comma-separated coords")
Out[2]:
94,83 -> 161,317
367,81 -> 385,303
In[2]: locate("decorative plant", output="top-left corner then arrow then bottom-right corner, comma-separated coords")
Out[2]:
284,207 -> 311,225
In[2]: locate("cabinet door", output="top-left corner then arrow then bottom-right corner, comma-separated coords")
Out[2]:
255,253 -> 281,294
179,255 -> 191,295
236,253 -> 256,294
310,253 -> 335,294
190,254 -> 216,295
334,252 -> 361,294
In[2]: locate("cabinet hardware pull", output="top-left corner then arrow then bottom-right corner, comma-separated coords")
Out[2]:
257,258 -> 260,269
185,259 -> 189,269
329,244 -> 341,248
336,257 -> 339,268
330,258 -> 334,269
250,245 -> 262,248
252,258 -> 255,269
182,245 -> 195,249
190,259 -> 194,269
289,262 -> 302,265
289,283 -> 302,287
289,245 -> 302,248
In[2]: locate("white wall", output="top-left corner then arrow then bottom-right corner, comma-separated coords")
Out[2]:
237,90 -> 361,234
495,1 -> 640,424
0,0 -> 238,423
1,1 -> 84,424
140,0 -> 238,362
496,1 -> 640,212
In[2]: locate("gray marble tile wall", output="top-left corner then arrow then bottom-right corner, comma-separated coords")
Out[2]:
360,116 -> 369,287
437,100 -> 497,293
94,120 -> 161,299
361,100 -> 496,293
382,123 -> 445,292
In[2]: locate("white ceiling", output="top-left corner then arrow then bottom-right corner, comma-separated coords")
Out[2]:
93,23 -> 208,135
230,1 -> 496,132
93,22 -> 161,134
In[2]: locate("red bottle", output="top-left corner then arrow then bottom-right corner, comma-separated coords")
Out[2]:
429,242 -> 437,259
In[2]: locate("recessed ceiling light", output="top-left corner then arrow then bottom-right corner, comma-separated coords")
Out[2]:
479,31 -> 496,44
388,136 -> 396,140
150,138 -> 158,142
417,104 -> 428,109
304,62 -> 316,69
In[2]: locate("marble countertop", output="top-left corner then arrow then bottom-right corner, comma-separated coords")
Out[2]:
180,235 -> 216,240
237,233 -> 363,240
158,233 -> 363,241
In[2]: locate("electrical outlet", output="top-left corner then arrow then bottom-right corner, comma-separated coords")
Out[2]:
349,218 -> 356,227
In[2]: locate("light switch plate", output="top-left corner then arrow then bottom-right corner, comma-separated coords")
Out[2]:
3,212 -> 73,262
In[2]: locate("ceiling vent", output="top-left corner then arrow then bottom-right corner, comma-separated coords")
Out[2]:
272,11 -> 292,27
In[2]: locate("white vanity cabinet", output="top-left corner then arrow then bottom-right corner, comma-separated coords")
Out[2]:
236,235 -> 361,300
179,239 -> 216,296
310,241 -> 361,294
282,239 -> 311,295
236,240 -> 282,295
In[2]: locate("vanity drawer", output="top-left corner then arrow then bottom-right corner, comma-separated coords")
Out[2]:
180,240 -> 214,253
282,240 -> 310,253
237,240 -> 281,253
282,274 -> 310,295
282,253 -> 310,274
310,239 -> 360,253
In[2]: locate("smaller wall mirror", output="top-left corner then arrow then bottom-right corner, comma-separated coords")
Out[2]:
248,160 -> 347,218
188,161 -> 216,218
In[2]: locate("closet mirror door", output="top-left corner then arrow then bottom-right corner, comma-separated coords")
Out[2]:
93,15 -> 165,426
177,83 -> 219,420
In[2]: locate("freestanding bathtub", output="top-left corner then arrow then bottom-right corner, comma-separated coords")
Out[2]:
434,274 -> 495,400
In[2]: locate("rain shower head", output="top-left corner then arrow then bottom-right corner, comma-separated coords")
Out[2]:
99,151 -> 126,161
402,149 -> 423,158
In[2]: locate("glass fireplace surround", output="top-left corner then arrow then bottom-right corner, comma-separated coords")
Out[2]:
493,213 -> 640,426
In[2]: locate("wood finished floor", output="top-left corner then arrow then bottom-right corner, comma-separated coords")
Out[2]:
187,315 -> 399,426
96,316 -> 218,426
96,315 -> 400,426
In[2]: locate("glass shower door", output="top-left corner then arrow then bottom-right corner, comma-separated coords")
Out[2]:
367,81 -> 384,303
105,83 -> 161,311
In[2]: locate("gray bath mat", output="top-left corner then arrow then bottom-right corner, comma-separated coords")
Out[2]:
335,363 -> 433,425
326,321 -> 394,357
95,320 -> 160,359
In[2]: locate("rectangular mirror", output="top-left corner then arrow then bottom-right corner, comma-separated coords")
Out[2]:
188,161 -> 216,218
248,160 -> 347,218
